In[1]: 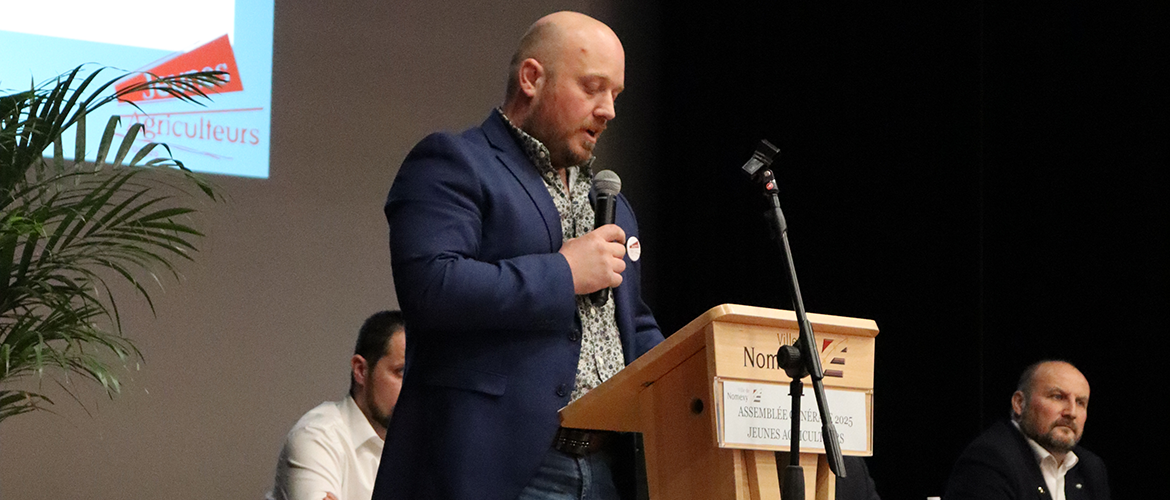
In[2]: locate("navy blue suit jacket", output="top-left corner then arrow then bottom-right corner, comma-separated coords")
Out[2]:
372,111 -> 664,500
945,420 -> 1110,500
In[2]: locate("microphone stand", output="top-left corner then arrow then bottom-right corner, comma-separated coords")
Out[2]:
740,140 -> 847,500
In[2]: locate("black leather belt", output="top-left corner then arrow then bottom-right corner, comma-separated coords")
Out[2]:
552,427 -> 611,457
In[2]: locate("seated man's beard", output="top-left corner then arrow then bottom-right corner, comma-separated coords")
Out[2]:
1024,416 -> 1078,453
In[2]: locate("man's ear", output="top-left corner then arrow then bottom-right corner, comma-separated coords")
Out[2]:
352,354 -> 369,389
1011,391 -> 1026,419
518,58 -> 545,98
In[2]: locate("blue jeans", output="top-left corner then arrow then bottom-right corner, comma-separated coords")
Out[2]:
517,447 -> 620,500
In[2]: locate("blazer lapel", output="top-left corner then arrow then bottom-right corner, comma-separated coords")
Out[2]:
1005,422 -> 1057,500
481,112 -> 562,251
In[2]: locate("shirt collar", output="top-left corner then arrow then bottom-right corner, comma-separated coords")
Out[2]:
342,394 -> 384,450
495,107 -> 596,177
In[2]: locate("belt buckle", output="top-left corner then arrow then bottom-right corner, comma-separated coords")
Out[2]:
554,427 -> 599,457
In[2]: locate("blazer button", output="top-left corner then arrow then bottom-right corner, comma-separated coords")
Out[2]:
569,328 -> 580,342
556,384 -> 568,397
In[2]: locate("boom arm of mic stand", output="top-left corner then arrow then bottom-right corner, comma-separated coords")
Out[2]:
741,140 -> 848,488
761,170 -> 848,481
744,168 -> 847,500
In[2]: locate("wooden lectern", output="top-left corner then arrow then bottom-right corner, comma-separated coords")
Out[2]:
560,304 -> 878,500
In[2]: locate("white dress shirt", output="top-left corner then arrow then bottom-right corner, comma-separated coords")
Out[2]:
1014,421 -> 1079,500
269,396 -> 384,500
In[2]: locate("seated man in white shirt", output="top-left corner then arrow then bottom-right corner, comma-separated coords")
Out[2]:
269,311 -> 406,500
944,360 -> 1110,500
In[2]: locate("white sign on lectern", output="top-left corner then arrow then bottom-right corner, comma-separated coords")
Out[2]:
716,378 -> 869,452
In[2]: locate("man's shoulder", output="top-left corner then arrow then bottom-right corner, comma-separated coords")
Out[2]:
1071,443 -> 1109,481
286,400 -> 349,442
394,122 -> 504,188
949,420 -> 1043,483
971,419 -> 1017,442
945,421 -> 1036,499
391,112 -> 528,200
960,420 -> 1029,460
409,113 -> 503,158
1073,443 -> 1104,464
406,130 -> 488,163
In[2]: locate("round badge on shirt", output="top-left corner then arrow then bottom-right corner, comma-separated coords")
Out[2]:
626,236 -> 641,262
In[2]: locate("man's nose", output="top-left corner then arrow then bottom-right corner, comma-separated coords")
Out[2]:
596,94 -> 616,121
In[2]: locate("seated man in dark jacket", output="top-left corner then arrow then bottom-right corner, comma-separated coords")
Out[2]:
945,360 -> 1109,500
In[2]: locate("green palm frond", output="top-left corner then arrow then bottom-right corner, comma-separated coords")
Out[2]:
0,65 -> 225,423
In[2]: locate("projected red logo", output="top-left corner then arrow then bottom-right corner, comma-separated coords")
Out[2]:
117,34 -> 244,103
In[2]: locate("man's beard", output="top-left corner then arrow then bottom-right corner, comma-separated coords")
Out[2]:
364,391 -> 390,429
1020,412 -> 1080,454
525,102 -> 595,168
549,134 -> 589,169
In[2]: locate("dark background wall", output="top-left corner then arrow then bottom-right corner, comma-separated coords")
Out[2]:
1,1 -> 1164,498
638,1 -> 1166,498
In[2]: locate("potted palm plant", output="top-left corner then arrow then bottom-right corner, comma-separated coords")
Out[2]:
0,65 -> 225,422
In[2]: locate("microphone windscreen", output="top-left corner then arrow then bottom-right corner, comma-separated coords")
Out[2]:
593,169 -> 622,196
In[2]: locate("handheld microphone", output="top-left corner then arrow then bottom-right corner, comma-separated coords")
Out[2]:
590,170 -> 622,308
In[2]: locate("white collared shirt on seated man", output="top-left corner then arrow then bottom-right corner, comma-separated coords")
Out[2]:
269,311 -> 406,500
270,395 -> 384,500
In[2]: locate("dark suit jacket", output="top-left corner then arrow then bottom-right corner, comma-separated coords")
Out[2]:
837,456 -> 881,500
944,420 -> 1110,500
372,111 -> 664,500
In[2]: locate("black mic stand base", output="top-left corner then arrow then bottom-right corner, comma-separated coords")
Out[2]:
780,465 -> 805,500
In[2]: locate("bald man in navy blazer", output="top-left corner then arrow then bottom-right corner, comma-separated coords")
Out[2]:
946,361 -> 1110,500
373,12 -> 663,500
